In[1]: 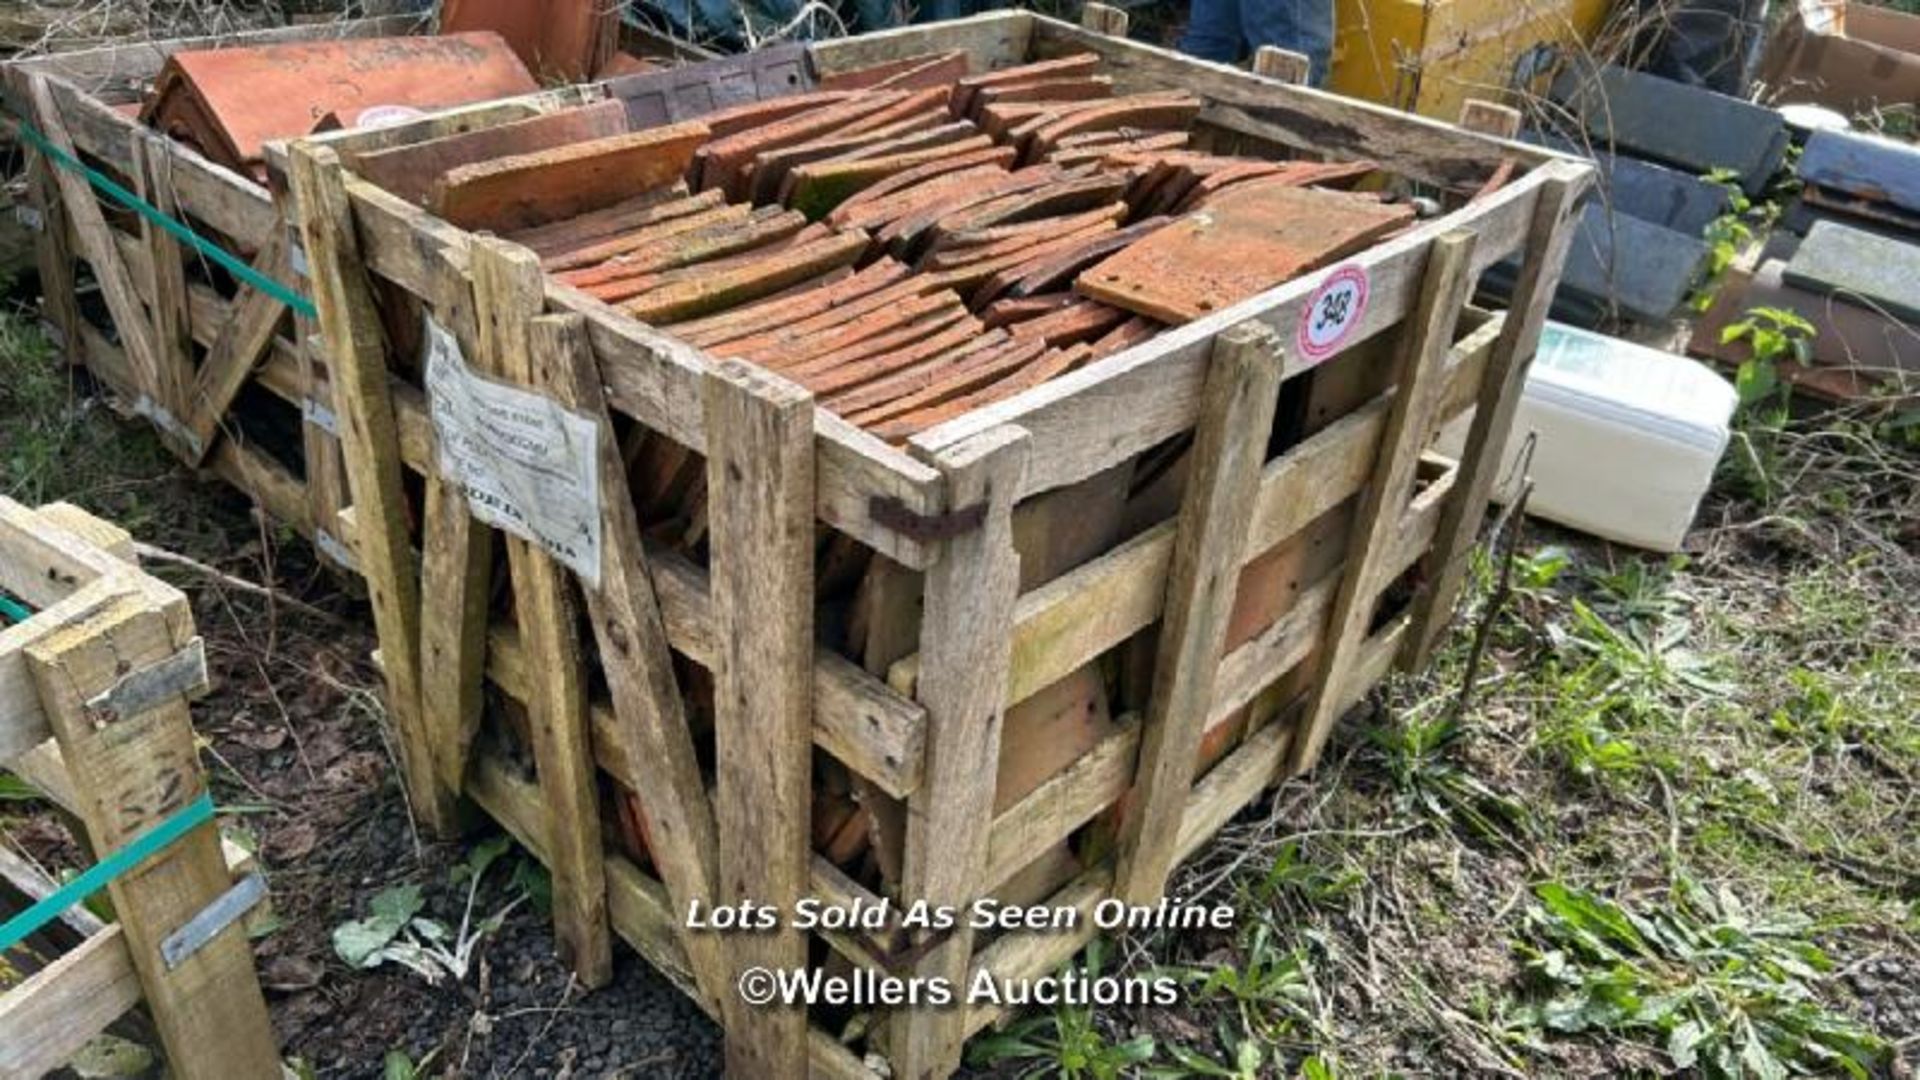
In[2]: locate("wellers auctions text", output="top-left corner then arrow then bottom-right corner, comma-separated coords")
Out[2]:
684,895 -> 1235,934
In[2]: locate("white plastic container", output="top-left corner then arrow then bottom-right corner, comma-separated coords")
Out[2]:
1438,322 -> 1737,552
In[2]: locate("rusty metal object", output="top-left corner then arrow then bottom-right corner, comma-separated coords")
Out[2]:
438,0 -> 619,82
430,122 -> 711,231
1078,182 -> 1413,323
140,33 -> 538,176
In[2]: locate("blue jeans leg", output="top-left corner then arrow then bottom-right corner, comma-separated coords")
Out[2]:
1238,0 -> 1334,85
1180,0 -> 1246,63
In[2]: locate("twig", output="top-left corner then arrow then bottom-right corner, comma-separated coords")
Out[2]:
132,541 -> 345,625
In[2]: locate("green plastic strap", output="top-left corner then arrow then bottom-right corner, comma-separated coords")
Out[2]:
10,116 -> 317,318
0,792 -> 216,953
0,592 -> 30,625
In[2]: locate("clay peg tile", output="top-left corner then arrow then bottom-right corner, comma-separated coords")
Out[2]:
744,111 -> 952,205
782,299 -> 975,381
139,33 -> 538,176
1023,93 -> 1204,161
953,53 -> 1102,118
800,314 -> 987,398
713,274 -> 952,359
1076,182 -> 1414,323
839,86 -> 957,138
696,91 -> 861,140
734,290 -> 964,369
349,100 -> 628,205
696,92 -> 910,200
562,208 -> 807,300
978,98 -> 1111,140
670,259 -> 911,347
1049,131 -> 1192,168
931,172 -> 1131,239
879,342 -> 1094,439
772,122 -> 984,210
783,134 -> 999,219
832,162 -> 1021,235
822,330 -> 1009,416
1088,315 -> 1161,359
998,216 -> 1172,299
973,77 -> 1114,112
430,121 -> 710,232
925,201 -> 1128,259
506,186 -> 719,256
439,0 -> 617,82
875,166 -> 1073,258
624,230 -> 869,324
927,216 -> 1123,300
844,335 -> 1049,429
1007,299 -> 1129,347
981,293 -> 1079,329
545,201 -> 755,273
921,210 -> 1123,276
827,147 -> 1017,227
819,50 -> 969,92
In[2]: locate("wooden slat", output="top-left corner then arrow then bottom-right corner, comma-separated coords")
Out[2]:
890,426 -> 1030,1079
471,237 -> 612,988
984,715 -> 1139,888
533,312 -> 731,1009
181,229 -> 293,463
23,150 -> 82,367
1289,231 -> 1479,774
703,359 -> 817,1075
1404,169 -> 1586,665
129,130 -> 197,450
0,926 -> 141,1078
287,142 -> 457,832
1113,322 -> 1283,903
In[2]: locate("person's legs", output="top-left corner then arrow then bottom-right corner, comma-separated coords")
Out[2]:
1180,0 -> 1247,64
1238,0 -> 1334,85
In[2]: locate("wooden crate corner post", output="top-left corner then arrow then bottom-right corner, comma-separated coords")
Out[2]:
285,140 -> 461,835
701,357 -> 820,1074
1080,2 -> 1130,38
890,424 -> 1031,1080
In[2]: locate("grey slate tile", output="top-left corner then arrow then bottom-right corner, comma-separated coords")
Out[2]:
1799,129 -> 1920,217
1783,220 -> 1920,323
1549,63 -> 1787,194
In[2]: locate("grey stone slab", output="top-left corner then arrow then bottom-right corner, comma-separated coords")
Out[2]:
1799,129 -> 1920,217
1559,201 -> 1710,322
1527,127 -> 1732,235
1550,63 -> 1787,194
1783,220 -> 1920,323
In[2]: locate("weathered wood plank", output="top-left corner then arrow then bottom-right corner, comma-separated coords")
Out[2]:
1113,322 -> 1282,903
0,926 -> 141,1079
703,359 -> 817,1075
1289,231 -> 1478,774
890,426 -> 1030,1079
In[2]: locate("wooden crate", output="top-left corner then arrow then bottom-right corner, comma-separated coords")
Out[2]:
284,13 -> 1592,1077
0,17 -> 703,577
0,499 -> 278,1079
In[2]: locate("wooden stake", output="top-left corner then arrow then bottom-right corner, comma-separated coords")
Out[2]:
470,237 -> 612,988
1113,322 -> 1282,903
1080,2 -> 1129,37
287,143 -> 458,834
890,425 -> 1030,1080
1403,169 -> 1585,667
1458,98 -> 1523,140
703,358 -> 817,1075
181,228 -> 293,465
21,149 -> 81,367
129,132 -> 197,450
26,593 -> 280,1080
1288,230 -> 1479,775
1252,46 -> 1312,85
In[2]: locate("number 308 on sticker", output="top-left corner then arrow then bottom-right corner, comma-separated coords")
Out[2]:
1297,263 -> 1369,366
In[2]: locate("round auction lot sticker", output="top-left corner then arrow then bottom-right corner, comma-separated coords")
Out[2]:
1298,263 -> 1370,365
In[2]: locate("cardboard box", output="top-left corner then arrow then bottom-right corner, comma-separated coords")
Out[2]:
1761,0 -> 1920,118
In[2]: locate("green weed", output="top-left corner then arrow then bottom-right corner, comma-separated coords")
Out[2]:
1519,880 -> 1888,1078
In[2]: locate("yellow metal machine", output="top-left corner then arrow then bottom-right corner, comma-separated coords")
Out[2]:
1328,0 -> 1612,120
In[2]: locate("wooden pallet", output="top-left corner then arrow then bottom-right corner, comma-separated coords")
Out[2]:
280,12 -> 1590,1078
0,499 -> 278,1079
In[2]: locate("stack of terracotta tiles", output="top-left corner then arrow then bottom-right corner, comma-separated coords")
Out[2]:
368,50 -> 1427,445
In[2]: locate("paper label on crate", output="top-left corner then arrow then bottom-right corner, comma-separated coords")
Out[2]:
422,315 -> 603,587
1297,263 -> 1370,366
